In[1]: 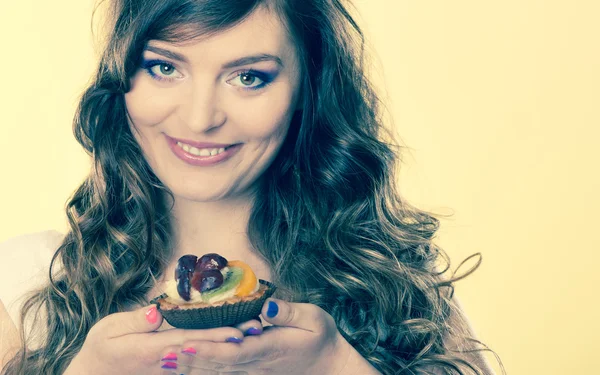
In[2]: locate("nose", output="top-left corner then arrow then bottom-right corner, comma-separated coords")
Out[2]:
177,81 -> 226,133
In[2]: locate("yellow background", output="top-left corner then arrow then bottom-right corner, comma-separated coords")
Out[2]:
1,1 -> 599,374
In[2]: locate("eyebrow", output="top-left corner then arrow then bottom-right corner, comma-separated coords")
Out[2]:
144,45 -> 283,68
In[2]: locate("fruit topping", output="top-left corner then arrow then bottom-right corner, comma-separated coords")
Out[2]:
200,267 -> 244,302
226,260 -> 258,297
175,254 -> 197,301
196,253 -> 228,271
191,269 -> 224,292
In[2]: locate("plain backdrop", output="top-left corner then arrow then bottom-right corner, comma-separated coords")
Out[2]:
1,1 -> 599,374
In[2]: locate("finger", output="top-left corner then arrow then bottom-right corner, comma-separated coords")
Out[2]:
261,299 -> 335,333
158,348 -> 219,375
184,354 -> 260,374
234,318 -> 263,336
159,345 -> 180,371
181,335 -> 270,369
96,305 -> 163,338
178,361 -> 226,375
143,325 -> 245,354
187,360 -> 255,374
186,367 -> 238,375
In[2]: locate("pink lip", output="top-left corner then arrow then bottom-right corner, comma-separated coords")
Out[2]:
165,135 -> 242,166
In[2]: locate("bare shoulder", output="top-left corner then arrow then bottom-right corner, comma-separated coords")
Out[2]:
0,230 -> 64,272
0,230 -> 65,325
0,297 -> 20,368
445,296 -> 499,375
0,230 -> 64,254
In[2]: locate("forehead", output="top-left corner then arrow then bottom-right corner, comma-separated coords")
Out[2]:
146,7 -> 296,65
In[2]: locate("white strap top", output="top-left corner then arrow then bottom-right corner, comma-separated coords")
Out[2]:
0,230 -> 64,326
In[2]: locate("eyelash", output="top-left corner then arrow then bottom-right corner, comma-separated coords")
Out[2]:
140,59 -> 274,91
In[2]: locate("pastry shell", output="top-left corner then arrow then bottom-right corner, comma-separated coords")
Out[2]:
152,280 -> 276,329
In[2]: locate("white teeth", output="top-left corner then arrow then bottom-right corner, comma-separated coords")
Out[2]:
176,142 -> 226,157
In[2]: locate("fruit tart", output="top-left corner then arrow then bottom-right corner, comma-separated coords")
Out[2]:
152,253 -> 276,329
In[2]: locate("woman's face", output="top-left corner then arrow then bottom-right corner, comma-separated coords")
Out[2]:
125,7 -> 301,203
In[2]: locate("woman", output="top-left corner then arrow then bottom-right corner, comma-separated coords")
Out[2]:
0,0 -> 498,374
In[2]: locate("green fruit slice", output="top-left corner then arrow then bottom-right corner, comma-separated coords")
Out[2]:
200,267 -> 243,302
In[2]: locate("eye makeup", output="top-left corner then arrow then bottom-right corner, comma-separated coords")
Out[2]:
228,69 -> 277,91
141,59 -> 182,82
140,58 -> 279,91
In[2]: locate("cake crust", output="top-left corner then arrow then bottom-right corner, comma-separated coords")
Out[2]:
156,283 -> 269,310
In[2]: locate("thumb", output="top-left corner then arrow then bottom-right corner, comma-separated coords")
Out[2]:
102,304 -> 163,339
261,298 -> 333,333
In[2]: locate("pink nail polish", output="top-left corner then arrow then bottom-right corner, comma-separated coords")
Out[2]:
145,306 -> 157,324
181,347 -> 197,355
161,352 -> 177,361
161,361 -> 177,369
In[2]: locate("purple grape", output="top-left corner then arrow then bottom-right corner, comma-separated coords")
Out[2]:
175,255 -> 197,278
175,254 -> 197,301
191,269 -> 224,292
196,253 -> 228,271
177,277 -> 192,301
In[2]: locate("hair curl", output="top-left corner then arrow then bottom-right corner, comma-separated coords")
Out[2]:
3,0 -> 499,374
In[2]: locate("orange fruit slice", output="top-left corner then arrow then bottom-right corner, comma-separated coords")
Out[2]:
227,260 -> 258,297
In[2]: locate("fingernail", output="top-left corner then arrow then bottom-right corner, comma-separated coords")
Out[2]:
161,361 -> 177,369
145,306 -> 157,324
246,327 -> 262,335
266,301 -> 279,318
181,347 -> 197,355
226,336 -> 243,343
161,352 -> 177,361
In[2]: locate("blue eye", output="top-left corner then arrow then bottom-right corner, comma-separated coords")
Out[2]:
142,60 -> 183,81
228,70 -> 273,90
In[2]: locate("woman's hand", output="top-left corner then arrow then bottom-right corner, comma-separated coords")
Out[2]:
63,305 -> 252,375
175,299 -> 380,375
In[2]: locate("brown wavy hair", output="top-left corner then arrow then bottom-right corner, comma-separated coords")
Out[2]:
3,0 -> 501,374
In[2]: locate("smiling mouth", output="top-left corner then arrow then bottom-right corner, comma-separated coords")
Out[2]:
175,142 -> 238,157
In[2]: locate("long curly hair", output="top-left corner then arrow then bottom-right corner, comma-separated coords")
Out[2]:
3,0 -> 498,374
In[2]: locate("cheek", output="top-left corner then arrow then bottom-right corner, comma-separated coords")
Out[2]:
229,92 -> 295,138
124,78 -> 177,127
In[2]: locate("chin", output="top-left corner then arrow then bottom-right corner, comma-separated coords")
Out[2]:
166,181 -> 254,203
155,168 -> 262,204
170,188 -> 230,203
